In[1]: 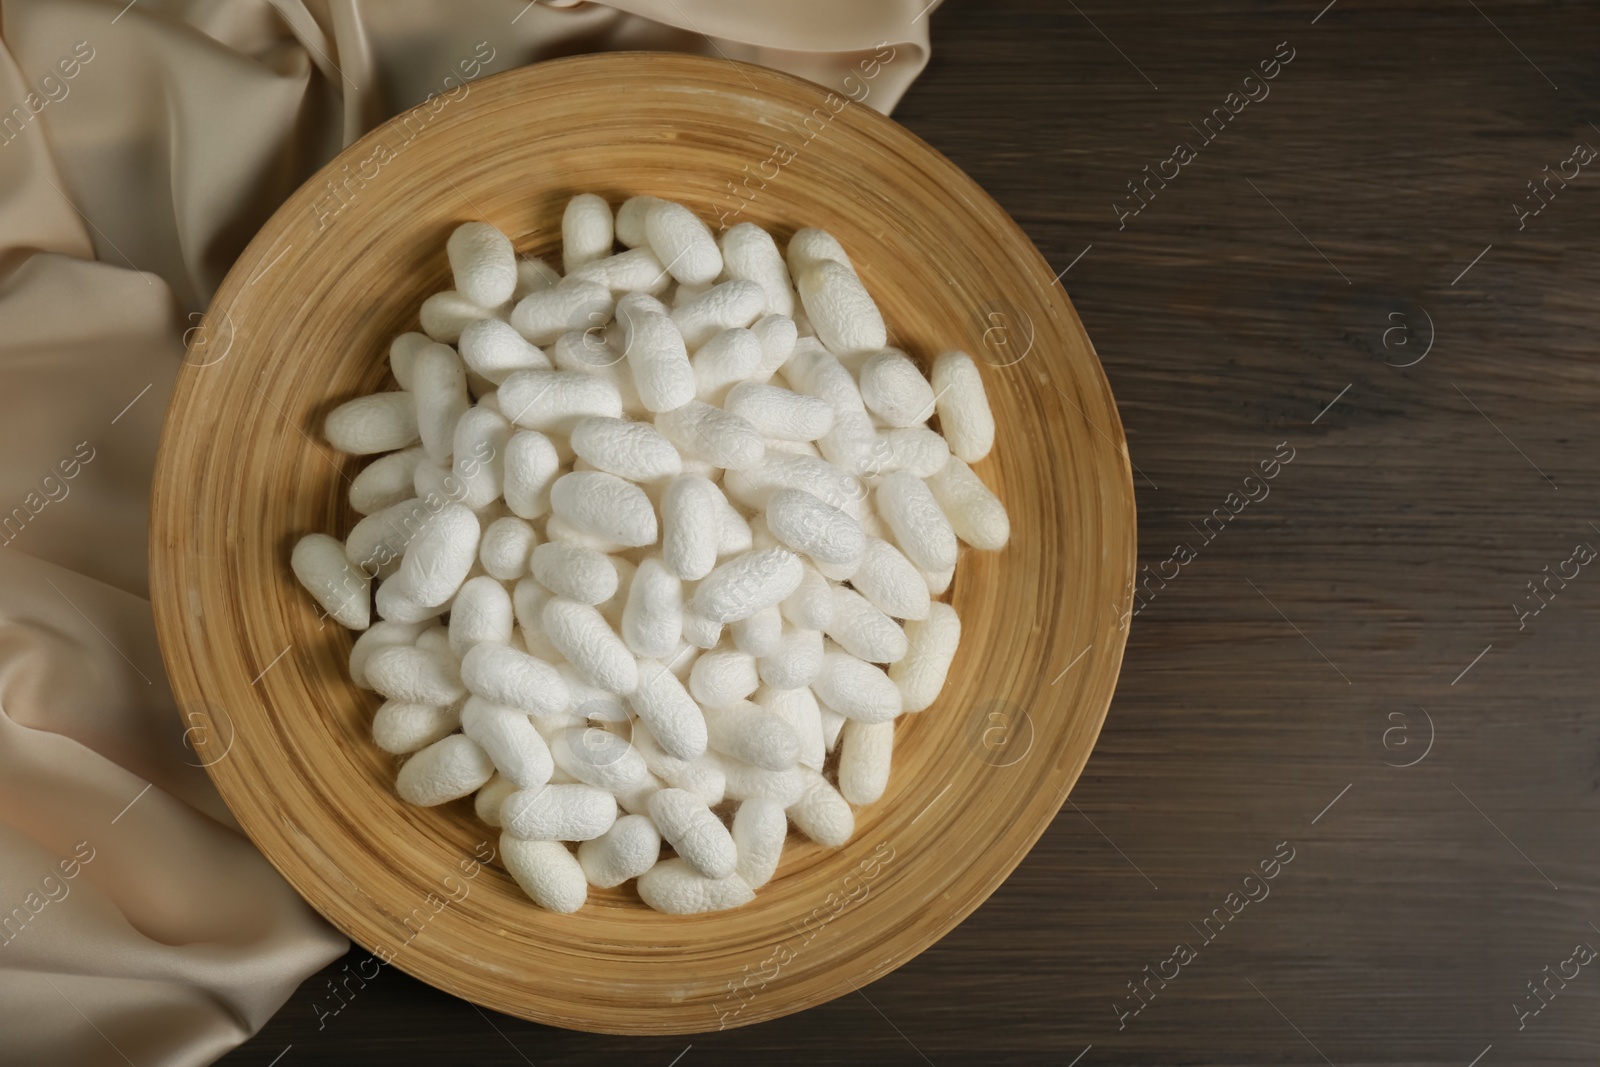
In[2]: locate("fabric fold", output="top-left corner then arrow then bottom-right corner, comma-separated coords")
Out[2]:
0,0 -> 935,1062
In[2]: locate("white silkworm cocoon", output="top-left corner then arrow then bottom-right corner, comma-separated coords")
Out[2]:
530,540 -> 618,605
521,622 -> 568,667
292,533 -> 370,629
785,227 -> 854,276
661,474 -> 722,580
721,223 -> 794,316
380,503 -> 479,612
548,725 -> 650,794
926,457 -> 1010,551
621,557 -> 683,659
549,471 -> 657,548
420,290 -> 501,344
514,256 -> 562,299
923,564 -> 955,595
718,757 -> 804,806
757,627 -> 823,690
502,430 -> 560,520
557,664 -> 628,723
542,597 -> 638,695
859,348 -> 937,428
415,625 -> 451,659
665,642 -> 700,681
838,719 -> 894,805
566,247 -> 672,296
578,814 -> 661,888
759,685 -> 825,771
397,734 -> 494,806
723,453 -> 861,517
679,607 -> 723,650
499,369 -> 622,434
819,705 -> 846,753
409,462 -> 458,509
851,538 -> 930,621
448,575 -> 514,656
784,340 -> 878,475
350,620 -> 427,689
890,602 -> 961,712
614,195 -> 662,248
502,782 -> 617,841
688,649 -> 760,708
372,700 -> 458,755
448,222 -> 517,308
723,381 -> 833,442
779,564 -> 836,631
647,788 -> 737,878
812,646 -> 902,724
693,548 -> 804,624
410,342 -> 470,465
632,723 -> 725,805
570,416 -> 681,482
672,282 -> 709,308
755,436 -> 821,466
825,586 -> 908,664
626,659 -> 706,760
786,766 -> 854,847
451,406 -> 509,510
510,280 -> 614,346
474,774 -> 520,827
561,193 -> 614,274
512,576 -> 552,635
478,515 -> 537,580
501,835 -> 588,913
796,260 -> 886,355
618,304 -> 695,413
461,695 -> 555,789
730,604 -> 782,658
350,447 -> 424,514
875,470 -> 958,572
636,858 -> 753,914
751,314 -> 798,379
712,493 -> 754,557
459,641 -> 570,718
366,643 -> 465,707
598,554 -> 634,631
644,199 -> 722,285
702,700 -> 799,772
551,330 -> 644,415
371,579 -> 435,625
671,279 -> 765,349
390,332 -> 430,390
764,487 -> 865,567
458,318 -> 550,383
731,797 -> 788,889
691,328 -> 763,403
876,426 -> 950,478
930,350 -> 995,462
616,769 -> 666,819
656,400 -> 764,470
324,391 -> 419,454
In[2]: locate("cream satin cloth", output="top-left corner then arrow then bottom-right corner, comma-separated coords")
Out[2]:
0,2 -> 933,1064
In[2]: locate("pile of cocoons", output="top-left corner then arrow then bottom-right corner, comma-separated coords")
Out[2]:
291,193 -> 1008,914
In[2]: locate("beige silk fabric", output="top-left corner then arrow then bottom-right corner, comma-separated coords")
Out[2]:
0,1 -> 933,1063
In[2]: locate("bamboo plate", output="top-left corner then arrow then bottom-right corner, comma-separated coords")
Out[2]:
149,52 -> 1135,1035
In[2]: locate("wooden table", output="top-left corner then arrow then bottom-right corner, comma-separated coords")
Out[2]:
225,2 -> 1600,1062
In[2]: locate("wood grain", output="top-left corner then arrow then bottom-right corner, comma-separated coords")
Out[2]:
149,53 -> 1134,1035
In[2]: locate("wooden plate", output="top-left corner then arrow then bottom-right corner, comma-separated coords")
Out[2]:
149,52 -> 1135,1035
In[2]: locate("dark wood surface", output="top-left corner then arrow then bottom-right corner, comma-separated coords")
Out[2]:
223,2 -> 1600,1063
